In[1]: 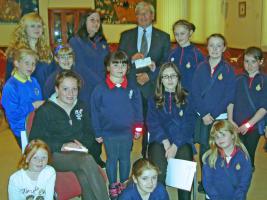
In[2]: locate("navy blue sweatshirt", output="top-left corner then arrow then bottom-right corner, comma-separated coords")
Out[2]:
69,35 -> 109,113
191,58 -> 236,118
233,73 -> 267,126
118,182 -> 169,200
203,148 -> 252,200
168,44 -> 205,93
91,81 -> 143,138
146,92 -> 195,148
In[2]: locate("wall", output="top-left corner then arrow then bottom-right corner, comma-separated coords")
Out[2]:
45,0 -> 187,43
0,0 -> 96,46
224,0 -> 262,49
0,0 -> 265,49
0,0 -> 185,46
189,0 -> 225,44
261,0 -> 267,51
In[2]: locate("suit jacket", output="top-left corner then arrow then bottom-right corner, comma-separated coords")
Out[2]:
119,27 -> 170,99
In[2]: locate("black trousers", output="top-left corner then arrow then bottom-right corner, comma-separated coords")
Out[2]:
141,94 -> 149,158
148,142 -> 193,200
194,116 -> 212,168
240,129 -> 261,168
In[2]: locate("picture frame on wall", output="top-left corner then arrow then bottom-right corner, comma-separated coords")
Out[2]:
0,0 -> 39,23
238,1 -> 246,18
95,0 -> 156,24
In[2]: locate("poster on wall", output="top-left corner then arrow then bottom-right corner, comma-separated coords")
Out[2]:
0,0 -> 39,23
95,0 -> 156,24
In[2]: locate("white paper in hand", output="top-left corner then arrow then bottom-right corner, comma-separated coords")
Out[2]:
166,158 -> 197,191
64,146 -> 88,153
134,57 -> 152,69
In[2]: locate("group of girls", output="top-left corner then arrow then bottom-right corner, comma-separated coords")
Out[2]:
2,8 -> 266,200
167,19 -> 265,200
3,11 -> 110,200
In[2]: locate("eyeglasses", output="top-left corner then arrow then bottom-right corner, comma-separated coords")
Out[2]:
162,74 -> 178,80
58,54 -> 74,60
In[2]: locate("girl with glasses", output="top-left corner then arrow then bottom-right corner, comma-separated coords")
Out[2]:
43,44 -> 75,99
147,62 -> 195,200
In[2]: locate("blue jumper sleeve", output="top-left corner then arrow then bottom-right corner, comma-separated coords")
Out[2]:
191,65 -> 210,117
233,155 -> 252,200
146,98 -> 168,143
118,182 -> 138,200
259,75 -> 267,110
2,83 -> 34,121
90,86 -> 104,137
202,161 -> 220,200
153,183 -> 170,200
132,88 -> 144,123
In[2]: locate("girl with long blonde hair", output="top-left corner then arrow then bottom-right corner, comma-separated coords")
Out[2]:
202,120 -> 252,200
5,12 -> 53,90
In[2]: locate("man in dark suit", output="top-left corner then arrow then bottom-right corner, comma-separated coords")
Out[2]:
119,1 -> 171,157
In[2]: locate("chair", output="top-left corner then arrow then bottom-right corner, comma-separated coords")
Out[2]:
26,111 -> 107,200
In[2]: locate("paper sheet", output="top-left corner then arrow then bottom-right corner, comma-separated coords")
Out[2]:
64,146 -> 88,153
134,57 -> 152,69
166,158 -> 197,191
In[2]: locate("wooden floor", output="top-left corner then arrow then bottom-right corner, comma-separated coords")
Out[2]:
0,117 -> 266,200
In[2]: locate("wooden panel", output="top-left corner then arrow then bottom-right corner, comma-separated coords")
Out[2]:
48,8 -> 90,48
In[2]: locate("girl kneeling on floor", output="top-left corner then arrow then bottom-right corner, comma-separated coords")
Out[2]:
202,120 -> 252,200
118,158 -> 169,200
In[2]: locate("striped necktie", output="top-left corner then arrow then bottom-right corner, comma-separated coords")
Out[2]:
140,29 -> 148,56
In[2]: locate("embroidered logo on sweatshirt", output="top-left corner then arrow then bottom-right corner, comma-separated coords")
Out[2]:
129,89 -> 133,99
218,73 -> 223,80
186,62 -> 191,69
34,88 -> 40,96
235,163 -> 241,170
75,109 -> 83,120
256,84 -> 261,91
